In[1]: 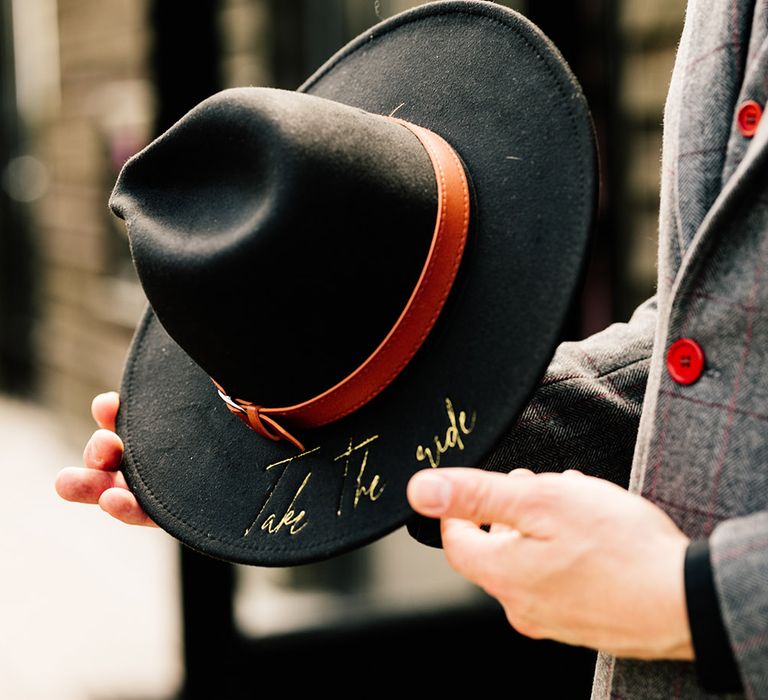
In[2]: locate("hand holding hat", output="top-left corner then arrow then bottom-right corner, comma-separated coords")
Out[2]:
55,393 -> 696,661
55,392 -> 157,527
407,467 -> 695,660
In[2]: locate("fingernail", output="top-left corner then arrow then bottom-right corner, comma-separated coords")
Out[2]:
410,472 -> 452,514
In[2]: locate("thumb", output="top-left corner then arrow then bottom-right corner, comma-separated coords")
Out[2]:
407,467 -> 538,527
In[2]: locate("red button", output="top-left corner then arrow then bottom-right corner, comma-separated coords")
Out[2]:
667,338 -> 705,385
737,100 -> 763,138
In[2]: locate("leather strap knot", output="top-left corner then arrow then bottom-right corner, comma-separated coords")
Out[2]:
215,383 -> 307,451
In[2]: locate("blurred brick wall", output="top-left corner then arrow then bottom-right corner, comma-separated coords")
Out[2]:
617,0 -> 687,315
32,0 -> 152,440
30,0 -> 280,442
27,0 -> 686,441
219,0 -> 271,88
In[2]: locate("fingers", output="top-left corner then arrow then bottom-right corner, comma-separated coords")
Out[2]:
55,468 -> 157,527
55,466 -> 129,504
407,467 -> 540,529
99,488 -> 158,527
83,429 -> 124,470
491,469 -> 534,533
91,391 -> 120,431
440,516 -> 524,585
57,390 -> 156,528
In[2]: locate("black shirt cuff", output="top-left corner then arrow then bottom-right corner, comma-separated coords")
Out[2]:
684,538 -> 743,693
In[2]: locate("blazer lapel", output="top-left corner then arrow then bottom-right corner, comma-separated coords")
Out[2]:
721,2 -> 768,185
676,3 -> 768,286
670,102 -> 768,310
672,0 -> 752,254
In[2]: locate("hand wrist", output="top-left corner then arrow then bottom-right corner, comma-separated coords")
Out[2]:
606,530 -> 693,660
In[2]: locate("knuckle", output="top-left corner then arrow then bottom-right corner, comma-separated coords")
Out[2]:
444,551 -> 468,579
82,434 -> 99,465
94,427 -> 116,442
502,604 -> 524,632
479,573 -> 506,600
526,479 -> 561,511
460,478 -> 491,522
502,603 -> 543,639
442,537 -> 470,574
516,619 -> 545,640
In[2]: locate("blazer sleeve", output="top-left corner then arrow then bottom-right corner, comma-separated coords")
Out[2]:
479,294 -> 658,488
708,510 -> 768,696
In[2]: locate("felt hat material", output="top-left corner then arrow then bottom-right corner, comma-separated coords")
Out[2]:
111,0 -> 597,566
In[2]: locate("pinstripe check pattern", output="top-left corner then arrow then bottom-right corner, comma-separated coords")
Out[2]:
481,0 -> 768,696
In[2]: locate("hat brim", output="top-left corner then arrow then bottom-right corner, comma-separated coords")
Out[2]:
117,0 -> 597,565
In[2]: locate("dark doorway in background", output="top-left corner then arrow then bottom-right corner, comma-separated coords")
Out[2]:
0,0 -> 36,394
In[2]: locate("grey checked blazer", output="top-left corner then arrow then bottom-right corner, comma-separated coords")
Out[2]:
482,0 -> 768,697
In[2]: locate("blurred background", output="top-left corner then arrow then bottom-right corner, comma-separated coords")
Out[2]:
0,0 -> 685,698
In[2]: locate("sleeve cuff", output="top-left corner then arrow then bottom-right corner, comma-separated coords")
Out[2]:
684,538 -> 743,693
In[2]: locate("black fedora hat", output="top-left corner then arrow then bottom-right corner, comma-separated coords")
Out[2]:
110,0 -> 597,566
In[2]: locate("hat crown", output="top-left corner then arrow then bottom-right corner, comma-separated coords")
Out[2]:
111,88 -> 439,406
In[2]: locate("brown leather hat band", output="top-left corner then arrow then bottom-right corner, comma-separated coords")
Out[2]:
214,118 -> 470,451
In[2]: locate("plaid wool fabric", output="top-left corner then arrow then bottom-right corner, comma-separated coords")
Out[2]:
482,0 -> 768,696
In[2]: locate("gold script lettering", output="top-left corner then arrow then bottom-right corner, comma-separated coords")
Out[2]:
334,435 -> 385,516
415,398 -> 477,468
354,446 -> 385,508
265,446 -> 321,471
260,472 -> 311,536
243,446 -> 320,537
